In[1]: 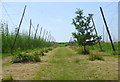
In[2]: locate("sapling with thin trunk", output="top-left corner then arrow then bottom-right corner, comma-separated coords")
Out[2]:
72,9 -> 101,54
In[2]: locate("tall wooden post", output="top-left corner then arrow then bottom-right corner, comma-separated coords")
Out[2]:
39,27 -> 42,39
42,29 -> 45,40
100,7 -> 116,51
34,24 -> 39,39
28,19 -> 32,39
45,31 -> 48,41
91,17 -> 103,51
47,32 -> 50,42
49,33 -> 51,42
26,19 -> 32,49
11,5 -> 27,54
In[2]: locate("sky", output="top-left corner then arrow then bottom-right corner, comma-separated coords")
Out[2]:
0,0 -> 118,42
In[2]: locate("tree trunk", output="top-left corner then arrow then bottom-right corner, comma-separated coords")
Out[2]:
83,44 -> 89,54
83,44 -> 86,52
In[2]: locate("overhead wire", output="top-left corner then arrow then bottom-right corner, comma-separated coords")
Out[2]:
0,0 -> 15,26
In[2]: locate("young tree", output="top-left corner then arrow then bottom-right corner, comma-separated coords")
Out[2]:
72,9 -> 101,54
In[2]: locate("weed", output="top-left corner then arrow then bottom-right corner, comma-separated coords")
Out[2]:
47,48 -> 53,51
12,52 -> 41,63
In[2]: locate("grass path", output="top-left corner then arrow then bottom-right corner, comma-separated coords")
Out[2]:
34,47 -> 89,80
34,47 -> 118,80
2,47 -> 118,80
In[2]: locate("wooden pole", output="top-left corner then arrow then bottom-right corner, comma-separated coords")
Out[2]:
91,17 -> 103,51
42,29 -> 45,40
11,5 -> 27,54
45,31 -> 48,41
47,32 -> 50,42
49,33 -> 51,42
34,24 -> 39,39
28,19 -> 32,39
26,19 -> 32,49
39,27 -> 42,39
100,7 -> 115,51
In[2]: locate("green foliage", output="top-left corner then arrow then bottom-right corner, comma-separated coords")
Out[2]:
12,52 -> 41,63
2,75 -> 14,81
47,47 -> 53,51
35,51 -> 45,56
112,51 -> 118,55
1,53 -> 11,58
1,22 -> 54,53
40,50 -> 45,56
90,42 -> 119,55
89,53 -> 104,61
56,42 -> 69,47
44,49 -> 48,53
72,9 -> 101,54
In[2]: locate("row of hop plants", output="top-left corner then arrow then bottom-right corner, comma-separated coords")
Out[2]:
1,22 -> 54,53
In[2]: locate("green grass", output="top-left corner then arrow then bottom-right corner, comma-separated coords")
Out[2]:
69,42 -> 119,55
91,42 -> 118,55
2,75 -> 14,81
34,47 -> 118,80
1,53 -> 11,58
2,47 -> 118,80
0,54 -> 2,58
34,47 -> 88,80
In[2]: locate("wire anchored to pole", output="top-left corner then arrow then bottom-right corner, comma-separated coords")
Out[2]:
91,17 -> 103,51
11,5 -> 27,54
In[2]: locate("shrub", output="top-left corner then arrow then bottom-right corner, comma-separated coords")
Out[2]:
40,50 -> 45,56
89,54 -> 104,61
32,53 -> 41,62
44,49 -> 48,53
47,48 -> 53,51
40,51 -> 44,56
12,52 -> 41,63
34,51 -> 41,55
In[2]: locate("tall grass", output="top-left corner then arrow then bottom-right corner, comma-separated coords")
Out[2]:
1,22 -> 54,53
